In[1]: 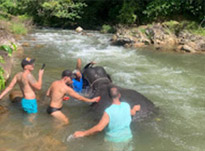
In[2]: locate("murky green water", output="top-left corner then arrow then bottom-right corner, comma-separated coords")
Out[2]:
0,29 -> 205,151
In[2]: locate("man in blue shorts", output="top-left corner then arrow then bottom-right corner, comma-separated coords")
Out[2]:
73,86 -> 141,143
0,57 -> 44,114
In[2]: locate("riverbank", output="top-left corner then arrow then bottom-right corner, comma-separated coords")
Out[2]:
0,12 -> 32,89
111,21 -> 205,53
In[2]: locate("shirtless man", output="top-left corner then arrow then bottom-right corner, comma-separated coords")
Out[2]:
0,57 -> 44,114
46,69 -> 100,125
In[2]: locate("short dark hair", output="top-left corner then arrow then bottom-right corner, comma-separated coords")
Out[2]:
62,70 -> 75,78
108,85 -> 120,99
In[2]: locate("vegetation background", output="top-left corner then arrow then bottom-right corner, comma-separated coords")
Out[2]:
0,0 -> 204,90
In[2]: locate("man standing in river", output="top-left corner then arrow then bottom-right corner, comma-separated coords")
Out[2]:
74,86 -> 140,144
0,57 -> 44,114
46,69 -> 100,125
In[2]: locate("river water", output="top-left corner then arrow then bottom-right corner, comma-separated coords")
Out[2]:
0,29 -> 204,151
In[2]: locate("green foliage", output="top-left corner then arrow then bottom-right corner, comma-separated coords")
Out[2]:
163,20 -> 205,36
0,0 -> 17,13
0,56 -> 4,63
0,45 -> 13,56
0,0 -> 204,30
0,44 -> 17,56
143,0 -> 204,22
101,24 -> 115,33
0,67 -> 5,90
9,22 -> 27,34
117,0 -> 137,24
18,15 -> 32,22
41,0 -> 86,20
0,56 -> 5,90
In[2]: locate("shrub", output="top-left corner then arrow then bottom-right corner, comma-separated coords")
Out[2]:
9,22 -> 27,35
101,24 -> 115,33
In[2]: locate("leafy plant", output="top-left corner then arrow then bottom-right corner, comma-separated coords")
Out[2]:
0,56 -> 5,63
0,45 -> 13,56
0,44 -> 17,56
0,67 -> 5,90
101,24 -> 115,33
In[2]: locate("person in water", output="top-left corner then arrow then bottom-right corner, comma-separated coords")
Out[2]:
0,57 -> 44,114
73,86 -> 141,143
46,69 -> 100,125
72,58 -> 95,93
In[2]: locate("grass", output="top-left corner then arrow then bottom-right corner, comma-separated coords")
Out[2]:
163,20 -> 205,36
101,24 -> 115,33
0,12 -> 31,35
9,22 -> 27,35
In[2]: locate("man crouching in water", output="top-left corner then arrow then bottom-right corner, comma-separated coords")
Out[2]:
46,69 -> 100,125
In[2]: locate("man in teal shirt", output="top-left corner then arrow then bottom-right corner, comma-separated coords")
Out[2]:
73,86 -> 141,142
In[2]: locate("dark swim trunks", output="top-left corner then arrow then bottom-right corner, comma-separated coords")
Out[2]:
47,106 -> 62,114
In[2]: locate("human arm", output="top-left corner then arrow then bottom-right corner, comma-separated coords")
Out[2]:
0,75 -> 17,100
66,87 -> 100,103
130,105 -> 141,116
46,85 -> 51,97
28,69 -> 44,90
76,58 -> 82,71
74,112 -> 109,138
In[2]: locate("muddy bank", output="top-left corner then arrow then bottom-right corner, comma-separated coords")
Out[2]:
111,23 -> 205,53
0,29 -> 23,114
0,30 -> 22,81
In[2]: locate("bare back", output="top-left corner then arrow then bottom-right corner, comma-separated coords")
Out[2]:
16,72 -> 37,99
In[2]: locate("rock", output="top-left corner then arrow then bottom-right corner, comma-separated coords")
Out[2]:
9,90 -> 23,103
181,45 -> 196,53
21,42 -> 30,47
34,44 -> 44,49
9,90 -> 41,103
133,42 -> 146,47
75,26 -> 83,33
0,105 -> 8,114
112,23 -> 205,53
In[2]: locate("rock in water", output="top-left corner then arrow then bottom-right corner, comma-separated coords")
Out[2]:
9,90 -> 23,103
75,26 -> 83,33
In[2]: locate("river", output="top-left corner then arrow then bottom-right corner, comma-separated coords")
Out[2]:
0,29 -> 204,151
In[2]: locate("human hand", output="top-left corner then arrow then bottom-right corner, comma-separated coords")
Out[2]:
73,131 -> 85,138
38,69 -> 44,77
91,96 -> 101,103
91,61 -> 96,65
133,105 -> 141,112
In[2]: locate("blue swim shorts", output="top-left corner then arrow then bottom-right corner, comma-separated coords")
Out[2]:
21,98 -> 38,114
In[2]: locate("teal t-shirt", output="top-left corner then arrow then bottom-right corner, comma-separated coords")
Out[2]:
105,102 -> 132,142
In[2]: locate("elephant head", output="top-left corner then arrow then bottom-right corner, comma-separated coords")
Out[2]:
82,65 -> 156,120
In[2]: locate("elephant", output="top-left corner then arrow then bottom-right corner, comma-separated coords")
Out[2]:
82,65 -> 156,120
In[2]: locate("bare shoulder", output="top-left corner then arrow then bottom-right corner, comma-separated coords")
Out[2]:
15,72 -> 23,80
50,80 -> 62,89
15,72 -> 22,77
27,73 -> 37,83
